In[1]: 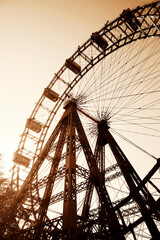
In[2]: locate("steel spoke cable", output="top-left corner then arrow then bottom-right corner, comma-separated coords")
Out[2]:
111,115 -> 160,135
103,102 -> 160,111
107,38 -> 146,114
83,72 -> 160,112
103,41 -> 120,113
92,66 -> 160,105
69,40 -> 160,115
112,40 -> 160,110
111,110 -> 160,122
107,69 -> 160,112
110,128 -> 157,160
140,98 -> 160,109
80,71 -> 158,108
115,63 -> 158,113
107,37 -> 160,117
111,118 -> 160,127
76,37 -> 145,102
104,39 -> 135,112
77,97 -> 159,139
112,119 -> 160,125
109,95 -> 160,125
110,73 -> 154,119
77,75 -> 148,117
86,88 -> 160,111
75,55 -> 105,97
77,41 -> 160,119
109,69 -> 160,119
77,56 -> 139,107
112,127 -> 160,138
112,78 -> 160,120
110,107 -> 160,122
79,51 -> 135,101
104,37 -> 157,113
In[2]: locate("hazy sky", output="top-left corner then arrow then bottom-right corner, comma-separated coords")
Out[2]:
0,0 -> 151,175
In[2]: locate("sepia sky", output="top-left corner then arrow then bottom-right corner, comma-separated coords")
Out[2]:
0,0 -> 152,175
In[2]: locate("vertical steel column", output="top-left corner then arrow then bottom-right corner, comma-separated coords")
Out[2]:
63,106 -> 77,239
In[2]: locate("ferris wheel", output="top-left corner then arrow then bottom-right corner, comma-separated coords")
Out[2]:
11,1 -> 160,239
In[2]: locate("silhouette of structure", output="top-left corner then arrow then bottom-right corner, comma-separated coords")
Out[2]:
11,1 -> 160,239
